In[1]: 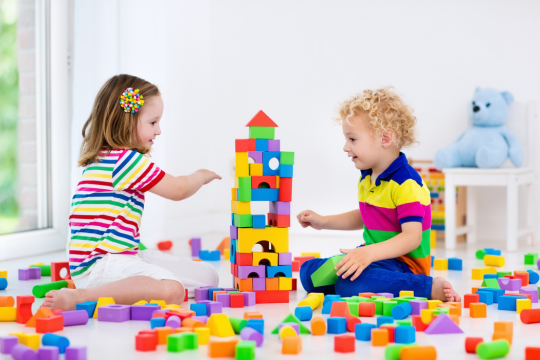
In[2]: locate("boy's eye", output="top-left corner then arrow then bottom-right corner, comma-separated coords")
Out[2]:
350,138 -> 355,142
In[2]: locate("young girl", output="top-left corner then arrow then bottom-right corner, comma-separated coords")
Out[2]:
297,88 -> 461,302
44,74 -> 221,310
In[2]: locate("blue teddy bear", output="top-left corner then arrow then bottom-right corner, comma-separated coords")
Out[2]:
434,87 -> 524,169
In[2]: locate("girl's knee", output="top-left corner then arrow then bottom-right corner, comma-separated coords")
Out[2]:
162,280 -> 185,304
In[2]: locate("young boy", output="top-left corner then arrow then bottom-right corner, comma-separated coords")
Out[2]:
297,87 -> 460,302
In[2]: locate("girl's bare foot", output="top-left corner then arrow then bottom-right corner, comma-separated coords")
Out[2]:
431,277 -> 461,302
42,288 -> 82,311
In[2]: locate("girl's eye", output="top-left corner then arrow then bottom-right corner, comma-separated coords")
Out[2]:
151,122 -> 156,125
350,138 -> 355,142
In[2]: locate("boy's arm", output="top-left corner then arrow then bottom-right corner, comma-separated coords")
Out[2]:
298,209 -> 363,230
149,169 -> 221,201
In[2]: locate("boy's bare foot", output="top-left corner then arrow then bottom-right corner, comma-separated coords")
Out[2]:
431,277 -> 461,302
42,288 -> 82,311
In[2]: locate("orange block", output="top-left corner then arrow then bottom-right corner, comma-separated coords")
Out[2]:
216,237 -> 231,255
448,301 -> 462,308
494,321 -> 513,336
358,292 -> 377,298
311,316 -> 326,335
372,328 -> 389,346
514,271 -> 529,286
282,336 -> 302,354
174,327 -> 194,333
66,279 -> 76,289
182,318 -> 204,329
238,278 -> 253,292
25,307 -> 53,327
469,303 -> 487,318
208,338 -> 240,358
0,296 -> 15,307
155,327 -> 173,345
401,346 -> 437,360
244,312 -> 263,320
213,291 -> 226,301
493,331 -> 512,345
266,278 -> 279,291
437,303 -> 461,316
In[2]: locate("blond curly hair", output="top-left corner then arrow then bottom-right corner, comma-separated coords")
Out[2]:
335,87 -> 418,149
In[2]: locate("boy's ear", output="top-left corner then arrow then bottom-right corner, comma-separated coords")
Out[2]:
381,130 -> 394,149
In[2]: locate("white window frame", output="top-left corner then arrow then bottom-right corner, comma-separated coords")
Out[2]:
0,0 -> 72,260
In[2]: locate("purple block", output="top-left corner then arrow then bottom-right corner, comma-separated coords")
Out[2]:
0,336 -> 18,355
18,269 -> 31,281
498,277 -> 522,291
278,252 -> 292,265
206,301 -> 222,315
240,291 -> 256,306
409,300 -> 428,315
166,315 -> 181,329
238,265 -> 265,279
376,293 -> 394,299
230,226 -> 238,240
216,293 -> 231,307
537,258 -> 540,270
61,310 -> 89,326
248,151 -> 263,163
97,304 -> 131,322
269,201 -> 290,215
240,327 -> 264,347
152,309 -> 170,316
223,287 -> 237,292
28,268 -> 41,280
252,278 -> 266,291
131,305 -> 161,321
195,288 -> 210,302
279,323 -> 299,335
191,237 -> 201,257
37,346 -> 59,360
424,313 -> 463,334
193,316 -> 208,324
519,287 -> 539,303
268,140 -> 280,152
11,344 -> 36,360
64,346 -> 87,360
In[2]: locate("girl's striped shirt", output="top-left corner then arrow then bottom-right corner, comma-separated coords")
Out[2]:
68,149 -> 165,279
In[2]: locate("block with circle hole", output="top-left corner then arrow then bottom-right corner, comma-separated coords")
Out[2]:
262,152 -> 281,176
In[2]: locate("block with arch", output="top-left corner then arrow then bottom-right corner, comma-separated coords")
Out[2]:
236,227 -> 289,253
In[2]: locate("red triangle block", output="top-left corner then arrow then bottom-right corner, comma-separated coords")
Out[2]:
245,110 -> 278,127
424,313 -> 464,334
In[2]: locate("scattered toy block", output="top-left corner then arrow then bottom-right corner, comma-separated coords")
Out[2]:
372,329 -> 389,346
207,314 -> 235,337
36,315 -> 64,333
310,255 -> 345,287
470,303 -> 487,318
25,307 -> 53,327
334,334 -> 355,353
527,270 -> 539,284
392,302 -> 412,320
484,255 -> 505,267
492,330 -> 512,345
0,308 -> 17,322
208,338 -> 240,358
42,333 -> 70,353
92,297 -> 115,318
16,295 -> 34,324
235,340 -> 256,360
271,313 -> 310,334
136,334 -> 157,352
61,310 -> 89,326
394,325 -> 415,344
424,313 -> 463,334
51,262 -> 71,282
448,257 -> 463,270
311,316 -> 326,335
194,327 -> 210,345
279,325 -> 298,339
400,346 -> 437,360
157,240 -> 173,250
433,259 -> 448,270
526,347 -> 540,360
525,253 -> 538,265
517,299 -> 532,314
521,308 -> 540,324
282,336 -> 302,354
294,306 -> 312,321
358,302 -> 376,317
476,340 -> 510,360
514,271 -> 530,286
465,337 -> 484,353
0,278 -> 7,291
498,295 -> 527,311
240,327 -> 263,347
411,315 -> 429,332
355,323 -> 376,341
464,294 -> 479,308
98,304 -> 131,322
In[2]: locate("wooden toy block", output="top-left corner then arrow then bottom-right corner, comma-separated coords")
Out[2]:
0,278 -> 6,291
231,201 -> 251,215
236,253 -> 253,266
517,299 -> 532,314
0,295 -> 14,307
25,307 -> 53,327
279,325 -> 297,339
469,303 -> 487,318
234,214 -> 253,228
0,307 -> 17,322
256,138 -> 268,151
267,213 -> 290,227
278,177 -> 292,201
16,296 -> 34,324
335,334 -> 355,353
32,280 -> 69,298
372,329 -> 389,346
280,151 -> 294,165
51,261 -> 71,283
235,340 -> 256,360
252,252 -> 278,266
525,253 -> 539,265
235,139 -> 257,152
251,175 -> 277,189
279,277 -> 292,291
249,126 -> 275,140
358,302 -> 376,317
193,327 -> 210,345
270,201 -> 290,215
279,164 -> 293,178
526,270 -> 539,284
237,227 -> 289,253
465,337 -> 484,353
281,336 -> 301,354
0,336 -> 18,355
399,291 -> 414,297
36,315 -> 63,333
400,346 -> 437,360
255,290 -> 289,304
251,188 -> 278,201
514,271 -> 530,286
236,152 -> 249,177
157,240 -> 172,250
476,340 -> 510,360
433,259 -> 448,270
246,110 -> 278,127
244,312 -> 263,320
310,316 -> 326,335
207,314 -> 234,337
249,163 -> 263,176
464,294 -> 479,308
237,177 -> 251,202
208,338 -> 240,358
492,331 -> 512,345
448,257 -> 463,270
310,255 -> 345,287
526,347 -> 540,360
92,297 -> 115,318
41,333 -> 69,353
484,255 -> 505,267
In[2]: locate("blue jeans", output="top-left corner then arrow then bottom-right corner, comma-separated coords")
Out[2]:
299,257 -> 433,299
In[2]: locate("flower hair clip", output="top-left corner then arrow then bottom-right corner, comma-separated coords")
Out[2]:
119,87 -> 144,113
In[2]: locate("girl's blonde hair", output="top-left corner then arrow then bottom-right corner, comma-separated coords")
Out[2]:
336,87 -> 418,149
78,74 -> 160,167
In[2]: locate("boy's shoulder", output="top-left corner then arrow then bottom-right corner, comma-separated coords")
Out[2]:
388,162 -> 423,188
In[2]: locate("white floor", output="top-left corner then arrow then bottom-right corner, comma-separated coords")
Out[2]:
1,233 -> 539,360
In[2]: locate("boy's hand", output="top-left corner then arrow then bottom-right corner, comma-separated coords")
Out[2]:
297,210 -> 325,230
335,246 -> 374,281
196,169 -> 222,184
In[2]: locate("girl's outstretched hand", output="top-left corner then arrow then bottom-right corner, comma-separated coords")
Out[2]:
297,210 -> 325,230
196,169 -> 222,184
335,246 -> 374,281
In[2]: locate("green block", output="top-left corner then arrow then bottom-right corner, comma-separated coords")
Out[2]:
236,341 -> 256,360
396,320 -> 412,326
433,308 -> 449,315
167,333 -> 198,352
310,255 -> 345,287
249,126 -> 275,139
476,249 -> 486,260
238,177 -> 251,202
227,291 -> 240,294
497,271 -> 512,278
30,265 -> 51,276
356,297 -> 371,303
234,214 -> 252,228
382,301 -> 398,317
348,302 -> 359,317
481,278 -> 501,289
372,299 -> 386,316
229,317 -> 248,334
139,242 -> 147,250
32,281 -> 68,298
525,253 -> 539,265
385,344 -> 418,360
271,313 -> 311,335
371,296 -> 386,300
280,151 -> 295,165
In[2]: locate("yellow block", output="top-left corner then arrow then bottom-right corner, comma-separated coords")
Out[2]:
484,255 -> 505,267
236,152 -> 249,177
517,299 -> 532,314
194,327 -> 210,345
298,294 -> 321,310
427,300 -> 442,310
224,249 -> 230,260
163,304 -> 182,310
433,259 -> 448,270
231,188 -> 237,201
231,201 -> 251,215
29,263 -> 44,267
421,309 -> 434,324
301,252 -> 321,258
279,277 -> 292,291
20,334 -> 40,350
93,297 -> 115,318
431,211 -> 445,218
252,252 -> 278,266
471,267 -> 497,280
132,300 -> 147,305
206,314 -> 235,337
249,163 -> 263,176
430,230 -> 436,248
0,307 -> 17,322
0,270 -> 7,279
279,326 -> 297,339
399,291 -> 414,297
309,293 -> 325,306
237,227 -> 289,253
276,176 -> 280,188
235,177 -> 239,188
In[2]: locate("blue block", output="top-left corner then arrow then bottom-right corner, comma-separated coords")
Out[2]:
431,255 -> 434,268
527,270 -> 539,284
0,278 -> 7,290
476,291 -> 494,305
199,250 -> 220,261
42,334 -> 70,354
355,323 -> 377,341
146,303 -> 159,306
498,295 -> 527,311
262,152 -> 281,176
190,303 -> 207,316
476,288 -> 505,303
266,265 -> 293,278
327,317 -> 347,334
256,139 -> 268,151
448,258 -> 463,271
245,319 -> 264,334
485,248 -> 501,256
76,301 -> 98,318
252,215 -> 266,229
483,274 -> 498,279
377,316 -> 394,327
395,325 -> 416,344
430,192 -> 439,198
295,306 -> 313,321
431,224 -> 445,231
208,288 -> 223,301
322,298 -> 343,314
279,164 -> 293,178
251,188 -> 279,201
391,303 -> 412,320
230,240 -> 236,264
151,317 -> 166,329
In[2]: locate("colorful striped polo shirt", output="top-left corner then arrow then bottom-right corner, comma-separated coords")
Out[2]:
358,152 -> 431,275
68,148 -> 165,279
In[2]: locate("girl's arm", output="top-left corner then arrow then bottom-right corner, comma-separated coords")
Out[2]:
297,209 -> 363,230
149,169 -> 221,201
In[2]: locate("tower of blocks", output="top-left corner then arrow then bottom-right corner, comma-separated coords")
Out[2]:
230,110 -> 294,304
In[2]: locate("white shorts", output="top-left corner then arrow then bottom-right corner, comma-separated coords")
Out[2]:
73,250 -> 219,297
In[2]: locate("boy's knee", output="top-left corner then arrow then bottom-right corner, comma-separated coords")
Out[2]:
162,280 -> 185,304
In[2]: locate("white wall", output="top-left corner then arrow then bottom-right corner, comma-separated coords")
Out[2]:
72,0 -> 540,248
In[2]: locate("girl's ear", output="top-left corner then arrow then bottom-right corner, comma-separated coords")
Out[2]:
381,130 -> 394,148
